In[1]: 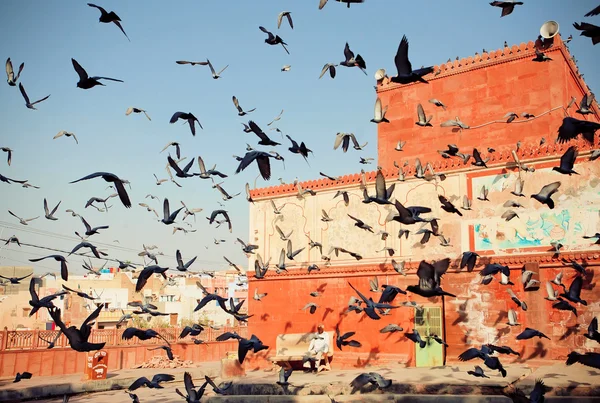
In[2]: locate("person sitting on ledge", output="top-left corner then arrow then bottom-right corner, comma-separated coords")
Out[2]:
302,323 -> 331,373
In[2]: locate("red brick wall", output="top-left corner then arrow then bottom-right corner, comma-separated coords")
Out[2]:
376,36 -> 597,173
0,341 -> 237,378
247,260 -> 600,369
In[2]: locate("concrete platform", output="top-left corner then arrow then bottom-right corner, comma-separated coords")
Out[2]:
1,361 -> 600,402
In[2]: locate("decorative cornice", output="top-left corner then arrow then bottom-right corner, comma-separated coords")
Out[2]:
249,139 -> 598,200
247,250 -> 600,282
375,35 -> 589,94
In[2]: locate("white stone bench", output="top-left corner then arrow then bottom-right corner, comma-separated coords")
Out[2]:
268,331 -> 334,368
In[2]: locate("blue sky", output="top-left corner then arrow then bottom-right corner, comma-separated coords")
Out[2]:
0,0 -> 598,275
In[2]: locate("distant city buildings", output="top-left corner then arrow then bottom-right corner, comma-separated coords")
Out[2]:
0,265 -> 248,331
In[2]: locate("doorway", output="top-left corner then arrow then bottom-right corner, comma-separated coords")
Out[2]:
414,306 -> 444,367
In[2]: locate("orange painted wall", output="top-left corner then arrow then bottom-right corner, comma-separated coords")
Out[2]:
375,36 -> 597,173
247,258 -> 600,369
0,341 -> 238,378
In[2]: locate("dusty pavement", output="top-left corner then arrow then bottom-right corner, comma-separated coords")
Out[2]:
2,361 -> 600,402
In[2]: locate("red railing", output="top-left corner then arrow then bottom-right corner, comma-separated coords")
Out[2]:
0,325 -> 248,351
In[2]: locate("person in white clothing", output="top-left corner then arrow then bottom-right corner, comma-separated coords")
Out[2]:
303,324 -> 331,372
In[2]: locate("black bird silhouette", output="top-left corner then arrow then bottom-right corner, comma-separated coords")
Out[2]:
122,328 -> 170,344
530,181 -> 561,209
335,326 -> 362,350
13,372 -> 32,383
135,265 -> 169,292
235,151 -> 276,181
489,1 -> 523,17
0,271 -> 32,284
29,255 -> 68,280
72,58 -> 123,89
460,252 -> 479,272
70,172 -> 131,208
29,278 -> 66,316
390,35 -> 433,84
147,345 -> 174,360
128,374 -> 175,391
406,258 -> 456,298
389,200 -> 431,225
69,241 -> 106,259
161,198 -> 184,225
560,276 -> 587,306
175,250 -> 197,271
180,324 -> 204,338
378,284 -> 406,304
176,371 -> 208,403
340,43 -> 367,74
472,148 -> 488,168
167,156 -> 195,179
249,121 -> 280,146
405,329 -> 426,348
348,282 -> 399,320
552,146 -> 578,175
237,334 -> 269,364
0,173 -> 27,184
81,216 -> 109,236
62,285 -> 96,300
287,135 -> 313,161
347,214 -> 374,232
485,344 -> 520,356
567,352 -> 600,370
516,327 -> 550,340
438,195 -> 463,216
585,317 -> 600,344
259,26 -> 289,54
207,210 -> 232,232
573,22 -> 600,46
556,117 -> 600,144
363,169 -> 395,205
458,345 -> 507,377
170,112 -> 202,136
18,82 -> 50,110
48,304 -> 106,352
87,3 -> 130,41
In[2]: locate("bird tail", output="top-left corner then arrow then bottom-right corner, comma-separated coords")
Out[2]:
87,342 -> 107,351
500,368 -> 507,378
419,341 -> 426,349
416,75 -> 429,84
566,351 -> 581,366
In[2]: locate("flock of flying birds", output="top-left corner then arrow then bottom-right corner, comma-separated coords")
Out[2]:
2,1 -> 600,402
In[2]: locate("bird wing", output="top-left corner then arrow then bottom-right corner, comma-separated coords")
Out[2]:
374,170 -> 386,199
343,42 -> 354,62
90,76 -> 124,82
560,146 -> 577,170
569,276 -> 583,298
417,104 -> 426,122
374,98 -> 383,120
286,13 -> 294,29
18,83 -> 31,105
394,35 -> 412,75
458,347 -> 482,361
82,303 -> 103,328
348,282 -> 369,304
71,58 -> 89,81
5,58 -> 13,81
416,261 -> 436,290
350,373 -> 371,389
508,308 -> 517,324
232,96 -> 241,112
29,278 -> 39,302
538,181 -> 561,198
545,282 -> 555,299
128,377 -> 151,391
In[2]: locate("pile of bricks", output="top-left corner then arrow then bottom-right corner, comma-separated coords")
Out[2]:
134,355 -> 195,369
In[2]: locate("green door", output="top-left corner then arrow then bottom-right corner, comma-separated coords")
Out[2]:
414,306 -> 444,367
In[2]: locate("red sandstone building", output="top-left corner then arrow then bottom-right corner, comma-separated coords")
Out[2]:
246,35 -> 600,369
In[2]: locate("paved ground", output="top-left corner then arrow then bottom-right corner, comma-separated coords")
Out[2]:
1,361 -> 599,402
